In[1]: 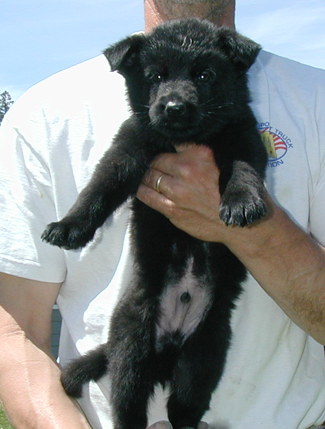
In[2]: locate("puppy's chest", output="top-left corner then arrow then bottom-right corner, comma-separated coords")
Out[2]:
155,257 -> 213,352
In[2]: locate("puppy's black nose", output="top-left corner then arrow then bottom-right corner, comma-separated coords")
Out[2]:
165,101 -> 186,117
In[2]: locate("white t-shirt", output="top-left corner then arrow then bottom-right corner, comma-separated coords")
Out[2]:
0,51 -> 325,429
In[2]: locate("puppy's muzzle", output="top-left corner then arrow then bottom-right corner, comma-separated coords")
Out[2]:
165,101 -> 186,118
149,81 -> 199,134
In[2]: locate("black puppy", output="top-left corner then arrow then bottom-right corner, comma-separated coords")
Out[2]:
42,19 -> 267,429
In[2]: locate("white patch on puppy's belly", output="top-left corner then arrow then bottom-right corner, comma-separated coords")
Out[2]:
156,258 -> 212,349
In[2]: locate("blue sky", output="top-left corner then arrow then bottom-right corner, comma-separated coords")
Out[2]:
1,0 -> 325,101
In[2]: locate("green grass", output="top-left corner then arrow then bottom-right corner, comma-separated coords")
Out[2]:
0,403 -> 13,429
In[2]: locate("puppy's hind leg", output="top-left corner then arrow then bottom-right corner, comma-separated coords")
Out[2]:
110,358 -> 156,429
61,344 -> 109,398
108,296 -> 158,429
167,316 -> 231,429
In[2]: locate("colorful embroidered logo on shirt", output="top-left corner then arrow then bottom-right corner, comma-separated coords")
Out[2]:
258,122 -> 293,168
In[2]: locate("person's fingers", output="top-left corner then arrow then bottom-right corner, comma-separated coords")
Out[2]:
137,181 -> 177,219
142,167 -> 180,200
142,167 -> 169,193
150,145 -> 214,180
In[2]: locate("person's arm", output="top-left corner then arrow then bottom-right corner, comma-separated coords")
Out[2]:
0,272 -> 91,429
136,145 -> 325,345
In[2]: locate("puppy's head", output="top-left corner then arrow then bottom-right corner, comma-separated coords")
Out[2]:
104,19 -> 261,140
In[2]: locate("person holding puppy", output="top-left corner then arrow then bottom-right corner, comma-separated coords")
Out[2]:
0,0 -> 325,428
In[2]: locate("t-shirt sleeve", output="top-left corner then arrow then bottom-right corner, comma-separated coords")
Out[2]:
0,103 -> 66,283
310,166 -> 325,247
309,80 -> 325,247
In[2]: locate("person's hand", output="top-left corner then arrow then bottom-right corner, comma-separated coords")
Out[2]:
147,420 -> 209,429
137,144 -> 228,243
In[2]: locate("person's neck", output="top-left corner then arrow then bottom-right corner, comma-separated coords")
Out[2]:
144,0 -> 235,32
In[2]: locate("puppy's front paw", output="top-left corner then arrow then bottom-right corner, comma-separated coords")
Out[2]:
41,220 -> 93,249
219,190 -> 267,227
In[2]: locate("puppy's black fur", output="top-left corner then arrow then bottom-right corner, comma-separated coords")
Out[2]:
42,19 -> 267,429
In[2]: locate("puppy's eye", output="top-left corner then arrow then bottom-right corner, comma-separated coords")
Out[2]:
148,73 -> 163,83
196,70 -> 216,83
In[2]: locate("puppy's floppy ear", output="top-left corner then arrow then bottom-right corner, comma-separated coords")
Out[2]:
103,33 -> 146,73
215,28 -> 261,74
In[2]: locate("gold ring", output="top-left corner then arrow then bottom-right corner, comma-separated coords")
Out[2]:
155,174 -> 165,194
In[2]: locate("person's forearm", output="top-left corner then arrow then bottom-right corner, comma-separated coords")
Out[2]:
224,198 -> 325,345
0,313 -> 91,429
